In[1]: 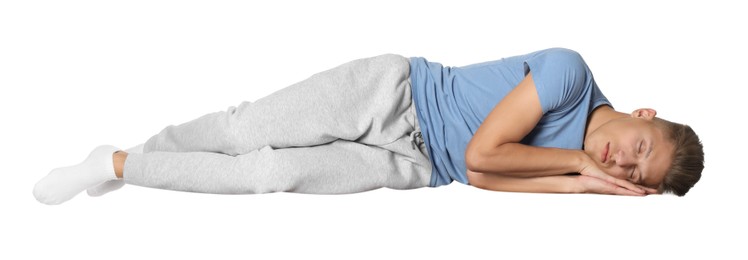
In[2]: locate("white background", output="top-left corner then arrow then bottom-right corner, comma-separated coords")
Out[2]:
1,0 -> 745,259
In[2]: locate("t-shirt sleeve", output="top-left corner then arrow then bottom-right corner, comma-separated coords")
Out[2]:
523,48 -> 594,114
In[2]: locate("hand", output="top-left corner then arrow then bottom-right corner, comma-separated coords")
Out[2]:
578,158 -> 647,195
576,175 -> 646,196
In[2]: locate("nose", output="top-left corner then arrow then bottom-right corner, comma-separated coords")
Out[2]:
614,149 -> 636,167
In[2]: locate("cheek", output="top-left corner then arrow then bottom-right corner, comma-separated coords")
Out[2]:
585,129 -> 606,148
600,166 -> 628,180
590,125 -> 622,145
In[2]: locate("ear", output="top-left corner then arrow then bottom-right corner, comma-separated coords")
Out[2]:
631,108 -> 657,120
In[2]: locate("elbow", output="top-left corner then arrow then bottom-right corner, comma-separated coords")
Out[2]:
466,144 -> 512,174
464,146 -> 485,172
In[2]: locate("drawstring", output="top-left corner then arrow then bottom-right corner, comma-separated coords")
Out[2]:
409,131 -> 423,150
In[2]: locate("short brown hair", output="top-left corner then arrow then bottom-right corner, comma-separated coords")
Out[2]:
655,118 -> 704,196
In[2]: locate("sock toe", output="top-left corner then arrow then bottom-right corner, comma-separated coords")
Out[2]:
33,177 -> 54,205
33,169 -> 69,205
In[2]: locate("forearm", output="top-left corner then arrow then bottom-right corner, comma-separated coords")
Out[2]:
467,169 -> 582,194
466,142 -> 587,178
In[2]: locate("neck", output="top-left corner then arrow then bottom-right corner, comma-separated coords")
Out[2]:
585,105 -> 628,139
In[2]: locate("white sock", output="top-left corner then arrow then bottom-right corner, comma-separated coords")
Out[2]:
86,178 -> 126,197
86,143 -> 144,197
33,145 -> 121,205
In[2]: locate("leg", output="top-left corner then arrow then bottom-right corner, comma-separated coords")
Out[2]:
144,54 -> 414,156
113,151 -> 126,178
124,138 -> 431,194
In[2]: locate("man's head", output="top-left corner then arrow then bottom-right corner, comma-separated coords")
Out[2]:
583,108 -> 704,196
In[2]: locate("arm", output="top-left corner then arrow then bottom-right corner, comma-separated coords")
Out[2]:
467,169 -> 645,196
467,169 -> 580,193
465,72 -> 585,177
464,73 -> 646,194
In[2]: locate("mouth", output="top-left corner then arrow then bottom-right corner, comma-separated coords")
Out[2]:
601,142 -> 609,163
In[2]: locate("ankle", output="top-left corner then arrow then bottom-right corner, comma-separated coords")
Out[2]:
113,151 -> 128,179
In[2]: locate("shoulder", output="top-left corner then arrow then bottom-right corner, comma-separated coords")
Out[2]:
527,48 -> 587,71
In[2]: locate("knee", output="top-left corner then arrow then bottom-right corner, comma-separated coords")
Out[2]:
377,53 -> 410,71
240,146 -> 295,193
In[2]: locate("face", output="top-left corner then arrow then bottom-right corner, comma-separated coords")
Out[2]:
583,109 -> 675,189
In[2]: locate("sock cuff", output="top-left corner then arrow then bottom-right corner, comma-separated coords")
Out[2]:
91,145 -> 122,179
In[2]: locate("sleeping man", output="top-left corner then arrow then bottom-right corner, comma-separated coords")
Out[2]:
33,48 -> 704,205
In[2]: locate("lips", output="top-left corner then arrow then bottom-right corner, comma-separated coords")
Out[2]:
601,142 -> 609,163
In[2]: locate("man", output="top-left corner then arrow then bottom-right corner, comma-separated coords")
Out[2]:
33,48 -> 704,205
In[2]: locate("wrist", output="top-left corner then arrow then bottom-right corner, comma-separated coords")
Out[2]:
574,150 -> 593,173
568,175 -> 586,193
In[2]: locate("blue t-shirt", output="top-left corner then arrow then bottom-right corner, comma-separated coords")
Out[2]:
409,48 -> 611,187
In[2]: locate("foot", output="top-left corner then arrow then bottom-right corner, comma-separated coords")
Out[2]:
33,145 -> 121,205
86,179 -> 126,197
86,143 -> 144,197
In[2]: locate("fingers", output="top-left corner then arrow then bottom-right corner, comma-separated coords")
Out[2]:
580,166 -> 646,194
612,186 -> 646,196
593,173 -> 645,195
613,178 -> 646,194
597,180 -> 644,196
580,176 -> 644,196
594,179 -> 643,196
601,181 -> 644,196
636,185 -> 659,195
600,178 -> 646,196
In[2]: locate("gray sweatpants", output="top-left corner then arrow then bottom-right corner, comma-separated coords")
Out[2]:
122,54 -> 433,194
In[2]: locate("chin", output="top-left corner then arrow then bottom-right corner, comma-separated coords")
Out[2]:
581,146 -> 594,159
582,140 -> 594,153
